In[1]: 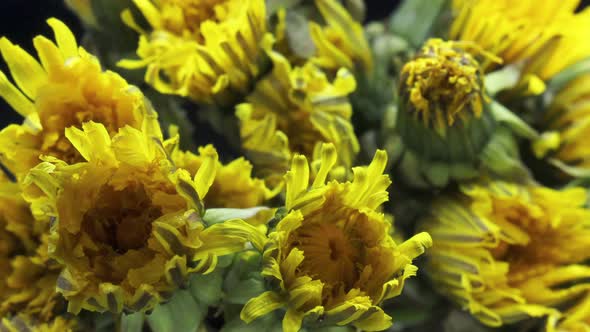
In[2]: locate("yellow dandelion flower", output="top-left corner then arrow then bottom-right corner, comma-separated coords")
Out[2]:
309,0 -> 373,72
534,73 -> 590,177
420,180 -> 590,327
236,52 -> 359,188
171,144 -> 275,208
119,0 -> 271,105
241,144 -> 432,332
23,120 -> 266,314
0,18 -> 147,180
0,174 -> 64,324
450,0 -> 590,81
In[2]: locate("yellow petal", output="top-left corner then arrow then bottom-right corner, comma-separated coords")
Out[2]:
283,307 -> 305,332
46,18 -> 79,59
240,291 -> 284,323
132,0 -> 162,29
65,122 -> 114,163
112,126 -> 156,167
33,35 -> 65,76
312,143 -> 337,189
397,232 -> 433,260
0,70 -> 35,117
0,37 -> 47,99
121,9 -> 147,35
285,155 -> 310,210
193,145 -> 219,200
353,307 -> 393,331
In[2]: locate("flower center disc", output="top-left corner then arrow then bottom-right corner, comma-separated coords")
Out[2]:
82,184 -> 162,254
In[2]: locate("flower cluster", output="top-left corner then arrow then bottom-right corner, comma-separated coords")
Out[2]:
1,0 -> 590,331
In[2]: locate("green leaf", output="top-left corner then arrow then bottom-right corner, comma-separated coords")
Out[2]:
121,312 -> 144,332
203,207 -> 270,225
146,288 -> 206,332
389,0 -> 446,47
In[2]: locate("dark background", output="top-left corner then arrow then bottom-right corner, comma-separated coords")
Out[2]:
0,0 -> 400,128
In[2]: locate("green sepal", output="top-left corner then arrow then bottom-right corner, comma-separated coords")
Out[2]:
394,96 -> 497,188
397,99 -> 496,165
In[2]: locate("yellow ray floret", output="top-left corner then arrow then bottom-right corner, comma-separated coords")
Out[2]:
451,0 -> 590,81
0,18 -> 147,180
421,180 -> 590,327
23,121 -> 266,314
309,0 -> 373,72
236,52 -> 359,188
119,0 -> 271,105
241,144 -> 432,332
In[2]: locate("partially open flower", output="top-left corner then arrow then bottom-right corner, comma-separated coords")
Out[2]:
236,52 -> 359,188
24,120 -> 266,314
119,0 -> 271,105
241,144 -> 432,332
395,38 -> 496,187
0,18 -> 146,180
309,0 -> 373,72
534,73 -> 590,178
450,0 -> 590,83
421,180 -> 590,327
